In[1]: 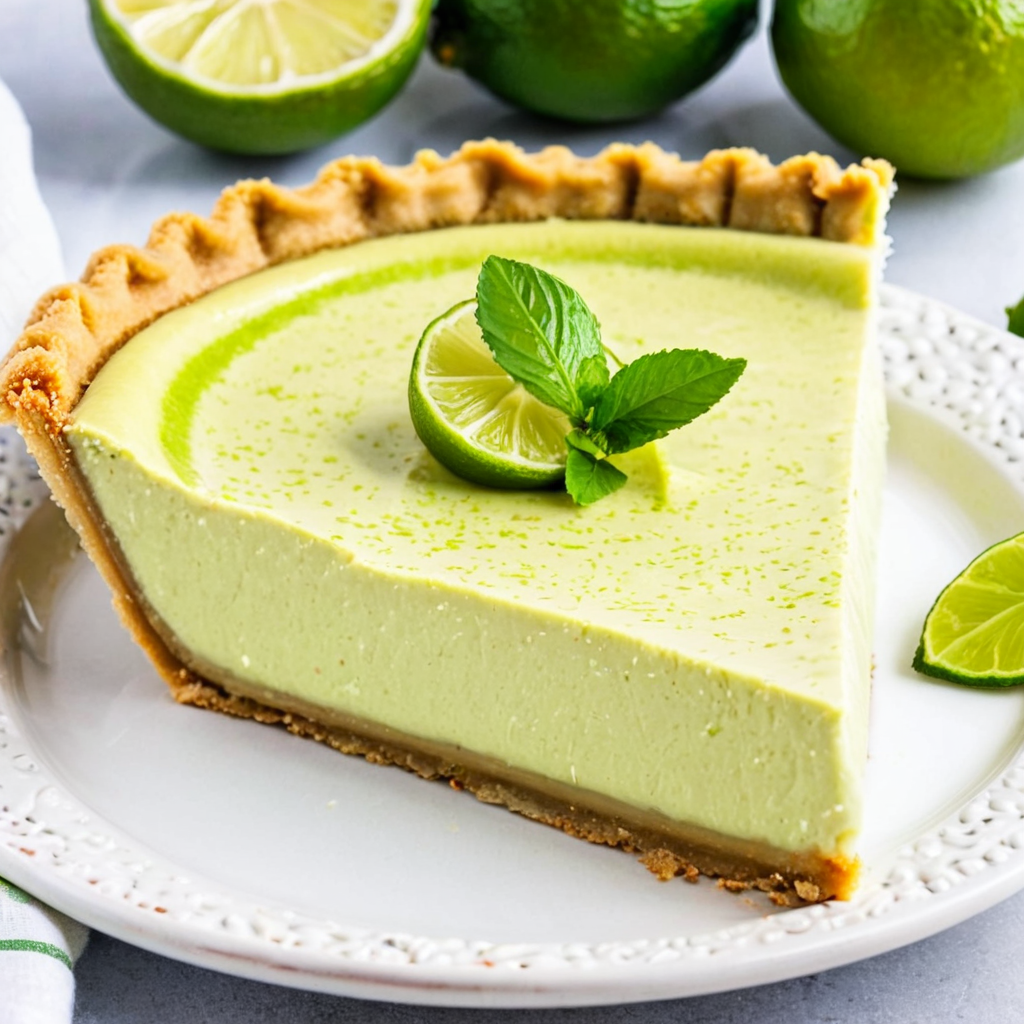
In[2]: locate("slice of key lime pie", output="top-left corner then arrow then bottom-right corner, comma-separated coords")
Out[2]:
0,142 -> 892,903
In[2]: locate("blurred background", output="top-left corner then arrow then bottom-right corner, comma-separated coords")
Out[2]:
3,0 -> 1024,327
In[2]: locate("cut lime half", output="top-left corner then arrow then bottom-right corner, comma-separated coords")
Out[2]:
89,0 -> 431,153
409,300 -> 571,490
914,531 -> 1024,687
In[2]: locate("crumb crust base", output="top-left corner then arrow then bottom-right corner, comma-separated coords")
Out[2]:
171,655 -> 857,906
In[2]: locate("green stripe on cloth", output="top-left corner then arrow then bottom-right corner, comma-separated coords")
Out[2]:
0,877 -> 31,903
0,939 -> 73,970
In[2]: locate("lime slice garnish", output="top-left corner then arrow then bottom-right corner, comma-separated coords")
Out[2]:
89,0 -> 430,153
408,300 -> 571,490
914,532 -> 1024,687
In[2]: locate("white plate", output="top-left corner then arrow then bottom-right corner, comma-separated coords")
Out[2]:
2,285 -> 1024,1008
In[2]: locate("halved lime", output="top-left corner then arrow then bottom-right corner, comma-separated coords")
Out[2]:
914,532 -> 1024,687
89,0 -> 431,154
409,300 -> 571,489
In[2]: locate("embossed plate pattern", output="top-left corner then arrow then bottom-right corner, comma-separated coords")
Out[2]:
1,285 -> 1024,1007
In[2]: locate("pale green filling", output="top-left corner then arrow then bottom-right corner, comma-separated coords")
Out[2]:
68,221 -> 886,855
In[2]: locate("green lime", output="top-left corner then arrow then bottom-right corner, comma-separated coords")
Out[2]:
430,0 -> 758,123
914,532 -> 1024,687
408,300 -> 571,489
772,0 -> 1024,179
88,0 -> 431,155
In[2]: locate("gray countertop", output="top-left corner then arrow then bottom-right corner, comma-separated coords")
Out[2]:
3,1 -> 1024,1020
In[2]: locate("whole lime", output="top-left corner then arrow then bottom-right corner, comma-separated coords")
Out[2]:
772,0 -> 1024,179
88,0 -> 431,156
430,0 -> 759,123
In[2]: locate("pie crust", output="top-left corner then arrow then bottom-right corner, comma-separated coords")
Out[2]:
0,140 -> 894,904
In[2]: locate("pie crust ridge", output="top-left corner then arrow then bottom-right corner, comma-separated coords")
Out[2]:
1,139 -> 892,431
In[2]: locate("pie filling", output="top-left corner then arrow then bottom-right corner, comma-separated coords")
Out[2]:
63,219 -> 886,900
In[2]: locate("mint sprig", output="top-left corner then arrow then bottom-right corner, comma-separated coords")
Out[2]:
475,256 -> 746,506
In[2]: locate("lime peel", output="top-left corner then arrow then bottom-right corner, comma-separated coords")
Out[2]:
430,0 -> 758,123
773,0 -> 1024,179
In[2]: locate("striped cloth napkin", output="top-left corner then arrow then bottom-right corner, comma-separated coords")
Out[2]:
0,879 -> 87,1024
0,77 -> 89,1022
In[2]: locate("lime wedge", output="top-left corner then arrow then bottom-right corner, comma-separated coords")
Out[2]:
409,300 -> 571,490
89,0 -> 430,153
914,532 -> 1024,687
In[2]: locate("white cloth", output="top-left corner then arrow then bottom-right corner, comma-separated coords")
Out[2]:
0,75 -> 64,343
0,879 -> 88,1024
0,76 -> 81,1024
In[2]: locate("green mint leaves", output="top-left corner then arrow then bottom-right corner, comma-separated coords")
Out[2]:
474,256 -> 607,420
475,255 -> 746,507
589,349 -> 750,454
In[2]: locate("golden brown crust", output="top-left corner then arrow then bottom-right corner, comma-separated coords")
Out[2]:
0,140 -> 888,903
1,140 -> 892,434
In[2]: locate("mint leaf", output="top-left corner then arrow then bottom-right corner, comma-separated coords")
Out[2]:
566,428 -> 606,457
1008,296 -> 1024,338
565,448 -> 628,506
576,353 -> 611,411
591,349 -> 746,454
475,256 -> 605,420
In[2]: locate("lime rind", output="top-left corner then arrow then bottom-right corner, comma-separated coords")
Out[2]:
409,300 -> 570,490
914,532 -> 1024,687
430,0 -> 758,123
772,0 -> 1024,179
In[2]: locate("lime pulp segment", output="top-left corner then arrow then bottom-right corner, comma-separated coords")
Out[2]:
409,300 -> 571,489
915,532 -> 1024,687
111,0 -> 402,87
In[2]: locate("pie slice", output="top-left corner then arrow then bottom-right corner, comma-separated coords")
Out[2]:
0,142 -> 893,903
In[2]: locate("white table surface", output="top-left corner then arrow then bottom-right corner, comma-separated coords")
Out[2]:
4,0 -> 1024,1020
